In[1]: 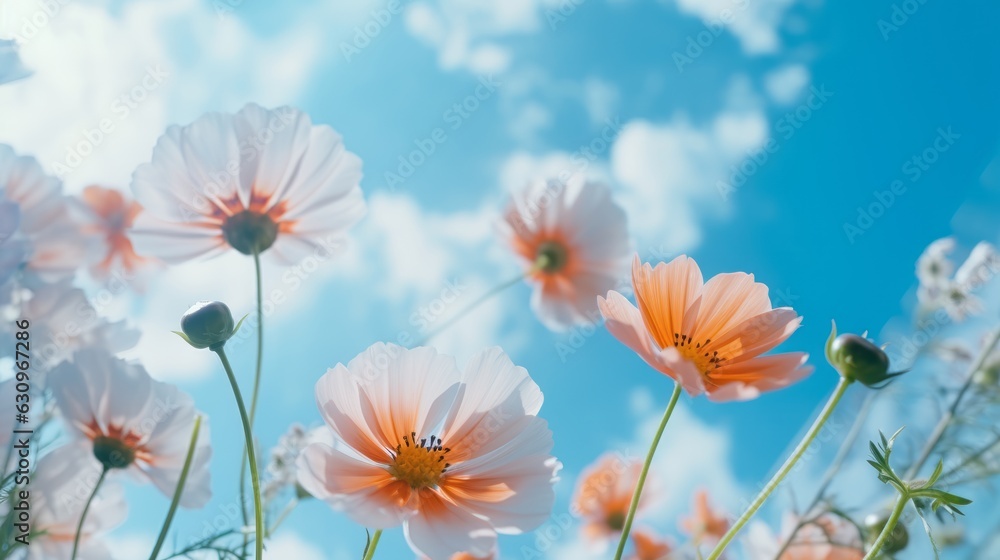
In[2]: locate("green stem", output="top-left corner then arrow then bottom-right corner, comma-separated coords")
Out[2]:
905,327 -> 1000,480
214,347 -> 264,560
362,529 -> 383,560
415,269 -> 530,346
705,377 -> 853,560
239,249 -> 265,555
148,416 -> 203,560
613,383 -> 683,560
863,494 -> 907,560
70,467 -> 108,560
267,498 -> 298,537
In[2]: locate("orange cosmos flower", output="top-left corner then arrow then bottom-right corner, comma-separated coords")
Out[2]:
573,453 -> 649,543
629,528 -> 674,560
297,344 -> 559,560
680,489 -> 730,543
746,513 -> 863,560
599,255 -> 812,401
80,185 -> 153,280
500,176 -> 631,331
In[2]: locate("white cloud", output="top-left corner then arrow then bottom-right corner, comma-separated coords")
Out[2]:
403,0 -> 554,73
0,0 -> 364,189
670,0 -> 798,54
263,532 -> 330,560
110,532 -> 155,560
610,107 -> 768,254
582,77 -> 620,125
764,63 -> 810,105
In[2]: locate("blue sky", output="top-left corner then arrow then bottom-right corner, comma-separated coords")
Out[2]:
2,0 -> 999,558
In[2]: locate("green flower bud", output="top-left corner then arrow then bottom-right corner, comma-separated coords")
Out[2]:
825,322 -> 906,388
864,512 -> 909,554
177,301 -> 238,350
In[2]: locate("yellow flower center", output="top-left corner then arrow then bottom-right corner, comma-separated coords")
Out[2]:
672,333 -> 726,374
387,432 -> 451,489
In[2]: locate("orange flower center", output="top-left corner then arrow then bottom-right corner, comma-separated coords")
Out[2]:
672,333 -> 727,374
222,210 -> 278,255
387,432 -> 451,489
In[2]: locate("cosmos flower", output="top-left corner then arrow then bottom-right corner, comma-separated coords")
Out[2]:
0,144 -> 98,285
49,348 -> 212,508
0,197 -> 24,287
500,175 -> 631,331
679,489 -> 730,544
599,255 -> 812,402
572,453 -> 648,544
916,237 -> 999,321
79,185 -> 154,282
262,423 -> 334,503
130,103 -> 366,264
744,513 -> 863,560
629,528 -> 674,560
11,282 -> 139,370
0,40 -> 31,85
23,443 -> 127,560
297,344 -> 560,560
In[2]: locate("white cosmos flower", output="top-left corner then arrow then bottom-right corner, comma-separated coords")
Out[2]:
3,282 -> 139,370
916,237 -> 1000,321
49,349 -> 212,508
297,344 -> 560,560
21,443 -> 127,560
0,145 -> 99,286
499,175 -> 632,331
0,40 -> 31,86
130,103 -> 366,264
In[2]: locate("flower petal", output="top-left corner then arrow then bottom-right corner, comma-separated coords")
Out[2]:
631,255 -> 704,349
405,491 -> 497,560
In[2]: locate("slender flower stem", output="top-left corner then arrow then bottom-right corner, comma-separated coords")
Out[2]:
71,467 -> 109,560
415,267 -> 535,346
705,377 -> 853,560
214,347 -> 264,560
362,529 -> 383,560
267,498 -> 299,537
863,494 -> 907,560
905,327 -> 1000,480
239,249 -> 265,555
149,416 -> 203,560
613,383 -> 683,560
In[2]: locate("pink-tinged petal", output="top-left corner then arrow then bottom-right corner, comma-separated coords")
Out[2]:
130,212 -> 227,263
296,443 -> 410,529
442,417 -> 559,533
631,255 -> 704,349
445,347 -> 543,442
352,344 -> 462,451
315,363 -> 395,463
691,272 -> 772,343
706,353 -> 812,402
599,291 -> 706,395
405,491 -> 498,560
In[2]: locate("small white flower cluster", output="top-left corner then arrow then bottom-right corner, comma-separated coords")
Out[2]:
916,237 -> 1000,321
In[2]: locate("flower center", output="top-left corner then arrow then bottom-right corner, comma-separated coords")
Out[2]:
222,210 -> 278,255
672,333 -> 726,374
536,240 -> 569,274
93,435 -> 136,470
606,511 -> 626,532
387,432 -> 450,489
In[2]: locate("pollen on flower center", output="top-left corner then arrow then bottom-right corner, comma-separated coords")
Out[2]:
222,210 -> 279,255
387,432 -> 451,489
672,333 -> 726,374
536,240 -> 569,273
